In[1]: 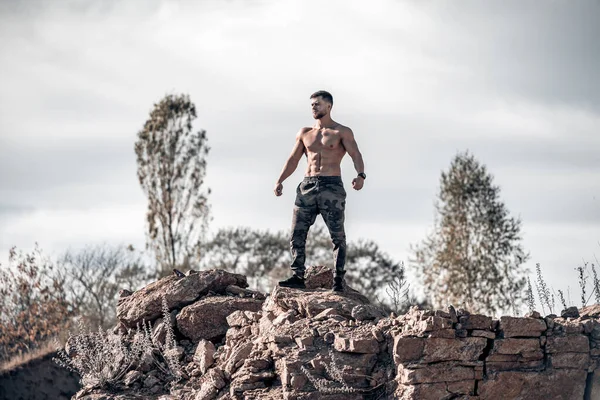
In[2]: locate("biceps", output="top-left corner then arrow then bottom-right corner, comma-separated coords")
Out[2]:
290,140 -> 305,161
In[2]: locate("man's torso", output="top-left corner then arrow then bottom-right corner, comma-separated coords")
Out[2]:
300,125 -> 347,177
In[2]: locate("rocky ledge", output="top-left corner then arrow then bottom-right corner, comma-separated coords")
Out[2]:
71,267 -> 600,399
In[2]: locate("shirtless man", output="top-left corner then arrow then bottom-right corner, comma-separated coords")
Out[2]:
274,90 -> 366,292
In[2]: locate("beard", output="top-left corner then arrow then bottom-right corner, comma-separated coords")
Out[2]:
312,111 -> 325,119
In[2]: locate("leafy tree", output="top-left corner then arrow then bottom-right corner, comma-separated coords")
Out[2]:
411,151 -> 529,315
202,223 -> 405,304
135,94 -> 210,276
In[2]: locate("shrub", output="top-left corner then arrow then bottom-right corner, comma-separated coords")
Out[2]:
53,294 -> 182,389
0,246 -> 73,362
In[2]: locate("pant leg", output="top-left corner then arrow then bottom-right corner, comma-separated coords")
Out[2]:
318,180 -> 347,278
290,180 -> 318,278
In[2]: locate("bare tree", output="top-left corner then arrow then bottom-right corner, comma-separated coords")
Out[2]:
57,244 -> 152,329
411,151 -> 529,315
135,94 -> 210,276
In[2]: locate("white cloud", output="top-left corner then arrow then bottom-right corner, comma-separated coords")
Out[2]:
0,0 -> 598,301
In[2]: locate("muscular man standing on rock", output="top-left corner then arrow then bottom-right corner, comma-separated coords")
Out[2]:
274,90 -> 366,292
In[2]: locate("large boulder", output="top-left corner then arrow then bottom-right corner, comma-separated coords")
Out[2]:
117,269 -> 248,327
177,296 -> 263,341
264,285 -> 384,320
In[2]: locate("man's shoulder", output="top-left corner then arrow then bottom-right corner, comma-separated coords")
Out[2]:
295,127 -> 312,141
336,124 -> 353,136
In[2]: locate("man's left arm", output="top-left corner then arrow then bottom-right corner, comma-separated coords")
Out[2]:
341,128 -> 365,190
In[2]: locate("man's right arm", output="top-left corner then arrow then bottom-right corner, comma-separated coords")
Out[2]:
274,129 -> 306,196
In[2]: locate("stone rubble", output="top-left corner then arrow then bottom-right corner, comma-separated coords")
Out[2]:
72,267 -> 600,399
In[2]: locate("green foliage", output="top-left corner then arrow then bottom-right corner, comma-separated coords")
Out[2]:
135,93 -> 211,276
201,223 -> 406,305
410,151 -> 529,315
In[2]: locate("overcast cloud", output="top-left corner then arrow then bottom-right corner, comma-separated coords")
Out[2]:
1,0 -> 599,301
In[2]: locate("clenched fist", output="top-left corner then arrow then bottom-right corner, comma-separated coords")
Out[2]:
352,177 -> 364,190
274,182 -> 283,196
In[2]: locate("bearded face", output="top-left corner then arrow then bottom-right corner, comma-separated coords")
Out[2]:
311,97 -> 330,119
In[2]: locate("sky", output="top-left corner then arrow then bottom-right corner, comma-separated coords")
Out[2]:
0,0 -> 599,307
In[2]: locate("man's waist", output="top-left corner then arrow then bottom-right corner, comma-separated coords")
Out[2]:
302,175 -> 342,183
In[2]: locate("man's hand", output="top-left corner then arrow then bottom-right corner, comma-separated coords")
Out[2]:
352,177 -> 364,191
274,182 -> 283,196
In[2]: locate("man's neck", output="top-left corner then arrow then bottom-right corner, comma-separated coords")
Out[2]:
315,116 -> 336,129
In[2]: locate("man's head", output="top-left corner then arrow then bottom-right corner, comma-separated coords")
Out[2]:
310,90 -> 333,119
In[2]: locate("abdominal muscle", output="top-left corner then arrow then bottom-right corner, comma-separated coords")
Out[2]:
304,149 -> 345,176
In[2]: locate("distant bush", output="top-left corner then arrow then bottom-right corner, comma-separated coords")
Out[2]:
0,246 -> 73,363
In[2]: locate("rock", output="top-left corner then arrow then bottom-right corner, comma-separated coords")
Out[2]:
313,308 -> 341,320
143,374 -> 160,388
459,314 -> 492,330
579,304 -> 600,319
194,368 -> 225,400
397,363 -> 475,384
422,337 -> 488,363
447,305 -> 458,323
152,314 -> 176,345
226,310 -> 249,328
471,329 -> 495,339
478,369 -> 587,399
194,340 -> 216,374
304,265 -> 333,289
550,352 -> 590,369
164,346 -> 185,362
324,332 -> 335,344
117,269 -> 248,327
499,316 -> 546,338
266,285 -> 377,319
177,296 -> 263,341
419,316 -> 453,332
434,310 -> 451,319
486,338 -> 544,371
123,370 -> 143,386
526,311 -> 541,319
371,327 -> 385,342
561,306 -> 580,319
334,335 -> 380,354
546,335 -> 589,353
351,304 -> 380,321
294,335 -> 313,349
428,329 -> 456,338
225,285 -> 266,300
393,337 -> 425,363
224,341 -> 253,375
491,338 -> 541,356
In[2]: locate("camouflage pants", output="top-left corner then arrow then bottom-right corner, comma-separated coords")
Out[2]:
290,176 -> 346,279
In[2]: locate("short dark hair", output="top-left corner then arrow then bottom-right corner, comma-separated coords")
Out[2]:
310,90 -> 333,105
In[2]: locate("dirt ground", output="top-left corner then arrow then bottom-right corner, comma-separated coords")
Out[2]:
0,351 -> 80,400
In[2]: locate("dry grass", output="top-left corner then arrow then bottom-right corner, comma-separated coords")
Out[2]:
0,338 -> 58,375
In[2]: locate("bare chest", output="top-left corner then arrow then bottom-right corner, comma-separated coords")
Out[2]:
303,129 -> 343,152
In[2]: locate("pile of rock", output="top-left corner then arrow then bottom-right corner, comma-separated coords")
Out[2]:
389,305 -> 600,399
70,267 -> 600,400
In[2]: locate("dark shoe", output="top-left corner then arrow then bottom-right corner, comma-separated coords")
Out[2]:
279,274 -> 306,289
332,276 -> 344,292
